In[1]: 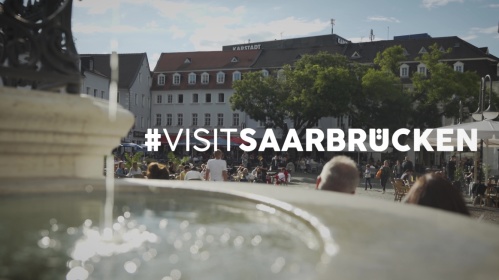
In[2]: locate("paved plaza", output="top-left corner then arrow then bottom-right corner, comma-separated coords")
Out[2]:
282,171 -> 499,226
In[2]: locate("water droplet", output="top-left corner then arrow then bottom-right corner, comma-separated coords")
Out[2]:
84,185 -> 93,193
170,269 -> 182,280
38,236 -> 50,249
124,261 -> 138,274
169,254 -> 179,264
159,219 -> 168,229
67,227 -> 77,235
233,236 -> 244,247
251,235 -> 262,246
180,220 -> 189,230
271,257 -> 286,273
66,266 -> 89,280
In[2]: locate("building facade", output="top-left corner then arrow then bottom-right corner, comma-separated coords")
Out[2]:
80,53 -> 152,144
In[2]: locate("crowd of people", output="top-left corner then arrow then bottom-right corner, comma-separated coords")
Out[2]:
114,150 -> 475,217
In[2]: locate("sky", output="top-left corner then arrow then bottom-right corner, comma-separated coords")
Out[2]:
72,0 -> 499,71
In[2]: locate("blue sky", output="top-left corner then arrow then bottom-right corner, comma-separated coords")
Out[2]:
73,0 -> 499,70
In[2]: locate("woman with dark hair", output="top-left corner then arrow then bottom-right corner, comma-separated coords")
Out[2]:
146,162 -> 170,180
403,173 -> 469,216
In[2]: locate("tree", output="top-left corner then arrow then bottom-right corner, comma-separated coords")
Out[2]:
230,52 -> 360,139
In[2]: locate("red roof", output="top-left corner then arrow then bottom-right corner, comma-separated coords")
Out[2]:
154,50 -> 261,72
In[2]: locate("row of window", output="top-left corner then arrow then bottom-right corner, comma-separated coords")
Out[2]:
156,93 -> 225,104
133,93 -> 149,108
85,87 -> 105,99
158,71 -> 242,86
157,69 -> 285,86
155,113 -> 240,127
399,61 -> 464,78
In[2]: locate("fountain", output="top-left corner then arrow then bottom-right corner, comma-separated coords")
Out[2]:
1,1 -> 499,279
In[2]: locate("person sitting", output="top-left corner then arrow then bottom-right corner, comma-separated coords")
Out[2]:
400,169 -> 414,185
146,162 -> 170,179
127,162 -> 143,178
316,156 -> 359,194
275,167 -> 289,185
179,165 -> 190,180
184,166 -> 203,180
403,173 -> 469,216
115,162 -> 127,178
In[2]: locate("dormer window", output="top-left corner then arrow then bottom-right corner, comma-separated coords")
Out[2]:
351,51 -> 361,59
417,63 -> 427,76
217,71 -> 225,84
172,73 -> 181,85
261,69 -> 269,77
188,72 -> 196,84
158,74 -> 165,85
277,69 -> 285,81
400,64 -> 409,78
232,71 -> 241,82
418,47 -> 427,54
402,48 -> 409,56
231,56 -> 239,63
439,46 -> 446,52
201,72 -> 209,84
184,58 -> 191,64
453,61 -> 464,73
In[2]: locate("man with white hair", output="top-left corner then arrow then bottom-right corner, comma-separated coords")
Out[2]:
315,155 -> 360,194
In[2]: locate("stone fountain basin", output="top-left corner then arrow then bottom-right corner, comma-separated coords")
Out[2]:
1,178 -> 498,280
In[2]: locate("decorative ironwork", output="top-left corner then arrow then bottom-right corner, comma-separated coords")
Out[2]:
0,0 -> 81,93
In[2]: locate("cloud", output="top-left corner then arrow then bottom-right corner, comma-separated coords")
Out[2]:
73,23 -> 140,34
422,0 -> 463,9
459,34 -> 477,41
367,16 -> 400,23
189,17 -> 329,51
168,25 -> 187,39
74,0 -> 120,14
489,4 -> 499,8
470,26 -> 499,34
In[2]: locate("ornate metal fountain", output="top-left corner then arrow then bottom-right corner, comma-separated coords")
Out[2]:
0,0 -> 81,93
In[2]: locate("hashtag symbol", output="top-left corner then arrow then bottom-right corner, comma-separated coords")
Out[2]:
144,128 -> 162,152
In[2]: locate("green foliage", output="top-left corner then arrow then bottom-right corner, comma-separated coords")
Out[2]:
231,51 -> 360,139
167,151 -> 190,167
124,151 -> 144,169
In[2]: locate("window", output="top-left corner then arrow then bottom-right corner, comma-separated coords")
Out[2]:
217,72 -> 225,84
117,92 -> 120,103
218,93 -> 224,103
167,94 -> 173,103
418,47 -> 427,54
157,94 -> 162,104
192,93 -> 198,103
173,73 -> 181,85
177,114 -> 183,126
134,93 -> 138,105
166,114 -> 172,126
351,51 -> 361,59
231,56 -> 238,63
188,72 -> 196,84
417,63 -> 427,76
142,94 -> 145,107
192,113 -> 198,126
232,113 -> 239,126
86,87 -> 90,95
93,89 -> 98,97
156,114 -> 162,126
217,114 -> 224,126
141,117 -> 144,128
277,69 -> 285,81
201,72 -> 209,84
261,69 -> 269,77
101,91 -> 104,98
205,93 -> 211,103
232,71 -> 241,82
178,94 -> 183,103
400,64 -> 409,78
454,61 -> 464,73
158,74 -> 165,85
205,113 -> 211,126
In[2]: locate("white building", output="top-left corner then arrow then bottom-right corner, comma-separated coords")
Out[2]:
80,53 -> 152,144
